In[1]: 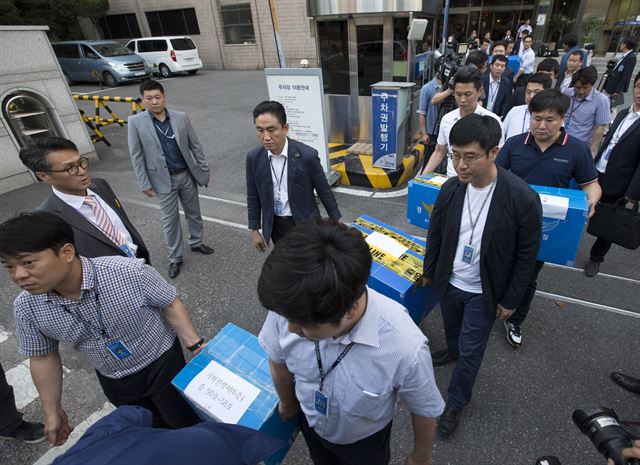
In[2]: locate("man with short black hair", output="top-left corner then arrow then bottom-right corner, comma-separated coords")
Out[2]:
503,58 -> 558,114
0,212 -> 204,446
129,79 -> 213,279
497,89 -> 601,347
258,219 -> 444,465
503,72 -> 552,140
563,66 -> 611,156
555,50 -> 584,92
19,137 -> 150,264
558,33 -> 586,75
423,114 -> 542,436
514,35 -> 535,87
480,37 -> 491,56
488,42 -> 514,83
585,72 -> 640,277
604,36 -> 637,107
482,55 -> 512,117
465,50 -> 488,74
246,101 -> 341,251
422,66 -> 504,177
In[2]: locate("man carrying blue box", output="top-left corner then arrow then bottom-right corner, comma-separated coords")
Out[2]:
257,219 -> 444,465
422,114 -> 542,437
496,89 -> 601,347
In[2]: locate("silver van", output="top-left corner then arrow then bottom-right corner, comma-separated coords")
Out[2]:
51,40 -> 151,87
125,36 -> 203,78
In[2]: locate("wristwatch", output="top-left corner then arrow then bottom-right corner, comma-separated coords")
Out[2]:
187,338 -> 205,352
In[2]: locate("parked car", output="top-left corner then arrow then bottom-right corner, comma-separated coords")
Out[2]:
51,40 -> 151,87
125,36 -> 203,78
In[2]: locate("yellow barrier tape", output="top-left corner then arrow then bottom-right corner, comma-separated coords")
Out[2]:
354,218 -> 425,256
355,229 -> 423,284
414,176 -> 448,187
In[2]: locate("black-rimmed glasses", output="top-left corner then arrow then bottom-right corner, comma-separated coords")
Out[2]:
41,157 -> 89,176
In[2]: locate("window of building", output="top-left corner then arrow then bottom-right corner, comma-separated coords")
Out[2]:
146,8 -> 201,36
220,4 -> 256,44
98,14 -> 141,39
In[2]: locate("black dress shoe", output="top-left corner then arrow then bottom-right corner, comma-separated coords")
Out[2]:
168,262 -> 182,279
191,244 -> 214,254
584,259 -> 601,277
431,349 -> 458,367
610,372 -> 640,394
437,406 -> 462,437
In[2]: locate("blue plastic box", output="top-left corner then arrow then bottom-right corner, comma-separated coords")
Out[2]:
352,215 -> 438,324
407,174 -> 450,230
530,185 -> 588,266
172,323 -> 298,465
406,176 -> 588,266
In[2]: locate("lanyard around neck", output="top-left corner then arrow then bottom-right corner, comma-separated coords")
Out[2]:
466,181 -> 497,245
269,156 -> 287,191
58,261 -> 108,340
315,341 -> 355,392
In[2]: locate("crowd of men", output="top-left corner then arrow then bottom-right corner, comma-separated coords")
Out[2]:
0,31 -> 639,465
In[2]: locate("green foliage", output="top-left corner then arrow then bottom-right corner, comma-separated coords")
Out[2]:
0,0 -> 109,40
582,16 -> 602,44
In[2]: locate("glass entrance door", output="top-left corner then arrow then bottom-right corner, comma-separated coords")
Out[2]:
356,24 -> 384,96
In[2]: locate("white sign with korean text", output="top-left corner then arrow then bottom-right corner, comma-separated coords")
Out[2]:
265,69 -> 330,172
539,194 -> 569,220
184,360 -> 261,424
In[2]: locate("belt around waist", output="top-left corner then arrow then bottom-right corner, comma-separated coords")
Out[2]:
169,168 -> 187,176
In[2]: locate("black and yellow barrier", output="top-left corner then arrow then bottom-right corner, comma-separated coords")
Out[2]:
329,136 -> 426,189
73,95 -> 145,144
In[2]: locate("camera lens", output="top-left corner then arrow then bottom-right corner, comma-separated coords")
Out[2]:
573,408 -> 634,465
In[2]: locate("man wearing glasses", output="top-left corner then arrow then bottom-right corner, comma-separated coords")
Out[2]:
423,114 -> 542,436
129,80 -> 212,278
19,137 -> 150,263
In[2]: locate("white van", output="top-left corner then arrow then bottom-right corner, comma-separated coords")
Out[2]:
125,36 -> 203,78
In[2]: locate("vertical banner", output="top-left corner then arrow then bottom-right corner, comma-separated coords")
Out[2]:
372,88 -> 398,169
265,68 -> 330,172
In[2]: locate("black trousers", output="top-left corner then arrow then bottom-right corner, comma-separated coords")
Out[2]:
0,361 -> 23,435
96,338 -> 199,429
299,414 -> 393,465
272,215 -> 296,244
509,260 -> 545,326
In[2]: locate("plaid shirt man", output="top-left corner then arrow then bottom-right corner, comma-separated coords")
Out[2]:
14,256 -> 177,379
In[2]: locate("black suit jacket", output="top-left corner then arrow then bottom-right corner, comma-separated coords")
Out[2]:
423,167 -> 542,317
37,178 -> 151,263
594,107 -> 640,200
482,74 -> 512,117
246,138 -> 342,245
604,52 -> 637,95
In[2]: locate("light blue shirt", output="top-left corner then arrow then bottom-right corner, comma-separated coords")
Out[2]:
258,288 -> 445,444
417,78 -> 441,135
563,87 -> 611,143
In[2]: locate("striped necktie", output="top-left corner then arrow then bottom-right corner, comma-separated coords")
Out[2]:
83,196 -> 126,247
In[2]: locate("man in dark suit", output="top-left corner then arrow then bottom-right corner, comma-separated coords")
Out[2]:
585,72 -> 640,277
482,55 -> 512,117
604,36 -> 637,107
422,114 -> 542,437
246,101 -> 341,250
19,137 -> 150,263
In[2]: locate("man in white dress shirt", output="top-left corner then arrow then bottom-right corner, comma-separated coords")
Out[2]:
258,219 -> 444,465
19,137 -> 151,263
503,72 -> 552,140
422,66 -> 504,177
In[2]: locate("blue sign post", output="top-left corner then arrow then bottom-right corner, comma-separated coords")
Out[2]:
372,88 -> 398,169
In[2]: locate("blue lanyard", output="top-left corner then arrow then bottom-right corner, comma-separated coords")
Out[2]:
58,262 -> 108,340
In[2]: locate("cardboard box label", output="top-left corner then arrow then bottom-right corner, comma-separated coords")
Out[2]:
365,231 -> 408,259
184,360 -> 261,424
417,175 -> 448,186
539,194 -> 569,220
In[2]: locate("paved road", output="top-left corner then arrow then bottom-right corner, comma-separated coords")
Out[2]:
1,70 -> 639,465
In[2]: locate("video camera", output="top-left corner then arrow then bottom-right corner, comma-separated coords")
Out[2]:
535,408 -> 640,465
440,41 -> 470,89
